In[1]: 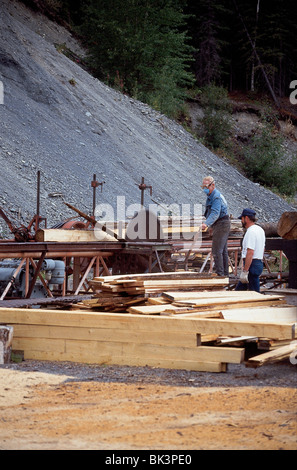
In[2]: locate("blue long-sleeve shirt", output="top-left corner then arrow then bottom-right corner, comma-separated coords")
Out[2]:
204,188 -> 228,227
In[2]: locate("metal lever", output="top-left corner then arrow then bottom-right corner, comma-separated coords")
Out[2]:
138,177 -> 152,207
91,174 -> 105,216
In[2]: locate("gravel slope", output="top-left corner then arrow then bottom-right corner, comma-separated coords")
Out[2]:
0,0 -> 295,234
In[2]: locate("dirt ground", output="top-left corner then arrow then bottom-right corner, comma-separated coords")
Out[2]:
0,360 -> 296,451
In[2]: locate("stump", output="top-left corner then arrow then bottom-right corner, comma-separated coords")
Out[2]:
0,326 -> 14,364
277,212 -> 297,240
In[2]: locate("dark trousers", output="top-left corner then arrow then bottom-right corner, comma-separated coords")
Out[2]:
211,217 -> 231,276
235,259 -> 263,293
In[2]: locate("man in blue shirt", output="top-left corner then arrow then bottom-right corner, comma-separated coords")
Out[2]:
201,176 -> 230,277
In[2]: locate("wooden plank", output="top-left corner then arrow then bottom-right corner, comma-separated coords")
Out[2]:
128,304 -> 222,317
93,271 -> 217,282
160,310 -> 223,318
12,324 -> 199,347
0,307 -> 294,339
146,297 -> 170,305
162,290 -> 278,301
263,288 -> 297,295
128,304 -> 178,314
130,278 -> 229,287
172,296 -> 284,308
16,348 -> 227,372
221,306 -> 297,324
12,337 -> 244,364
35,228 -> 116,242
216,336 -> 258,345
246,342 -> 297,367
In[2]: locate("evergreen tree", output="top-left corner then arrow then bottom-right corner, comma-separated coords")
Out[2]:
186,0 -> 231,87
75,0 -> 194,117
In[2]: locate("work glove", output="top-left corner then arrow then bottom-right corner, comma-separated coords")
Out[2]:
239,270 -> 249,284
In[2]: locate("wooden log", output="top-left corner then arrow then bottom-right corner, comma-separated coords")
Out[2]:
277,211 -> 297,240
258,222 -> 279,237
0,326 -> 13,364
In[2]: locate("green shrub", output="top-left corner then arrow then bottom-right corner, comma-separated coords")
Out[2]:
198,84 -> 231,149
243,125 -> 297,196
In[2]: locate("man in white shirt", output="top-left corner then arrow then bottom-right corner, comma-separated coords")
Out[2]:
235,208 -> 265,292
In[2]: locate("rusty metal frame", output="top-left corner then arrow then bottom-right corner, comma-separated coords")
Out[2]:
0,240 -> 172,299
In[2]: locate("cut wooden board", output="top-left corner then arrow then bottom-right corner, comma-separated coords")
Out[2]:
12,347 -> 227,372
35,228 -> 117,242
93,271 -> 218,282
172,296 -> 285,308
0,307 -> 294,339
246,342 -> 297,367
12,324 -> 200,347
123,278 -> 229,288
162,291 -> 279,301
221,306 -> 297,324
127,291 -> 287,315
128,303 -> 223,317
11,337 -> 244,364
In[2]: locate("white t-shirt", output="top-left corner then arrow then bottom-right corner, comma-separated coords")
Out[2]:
242,224 -> 265,260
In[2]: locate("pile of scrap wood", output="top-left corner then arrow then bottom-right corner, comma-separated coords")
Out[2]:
79,271 -> 287,315
82,271 -> 230,312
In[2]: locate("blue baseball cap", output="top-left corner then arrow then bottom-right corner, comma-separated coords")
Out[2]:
238,208 -> 256,219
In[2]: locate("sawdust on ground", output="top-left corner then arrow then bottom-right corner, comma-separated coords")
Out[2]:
0,361 -> 296,451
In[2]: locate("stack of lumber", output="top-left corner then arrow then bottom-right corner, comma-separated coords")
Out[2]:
158,216 -> 244,240
0,271 -> 295,373
89,271 -> 228,295
81,272 -> 286,316
0,304 -> 295,373
127,290 -> 288,316
82,271 -> 228,312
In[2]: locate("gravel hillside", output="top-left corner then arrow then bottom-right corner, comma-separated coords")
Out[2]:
0,0 -> 295,235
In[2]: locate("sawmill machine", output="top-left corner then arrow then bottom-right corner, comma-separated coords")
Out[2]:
0,258 -> 65,299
